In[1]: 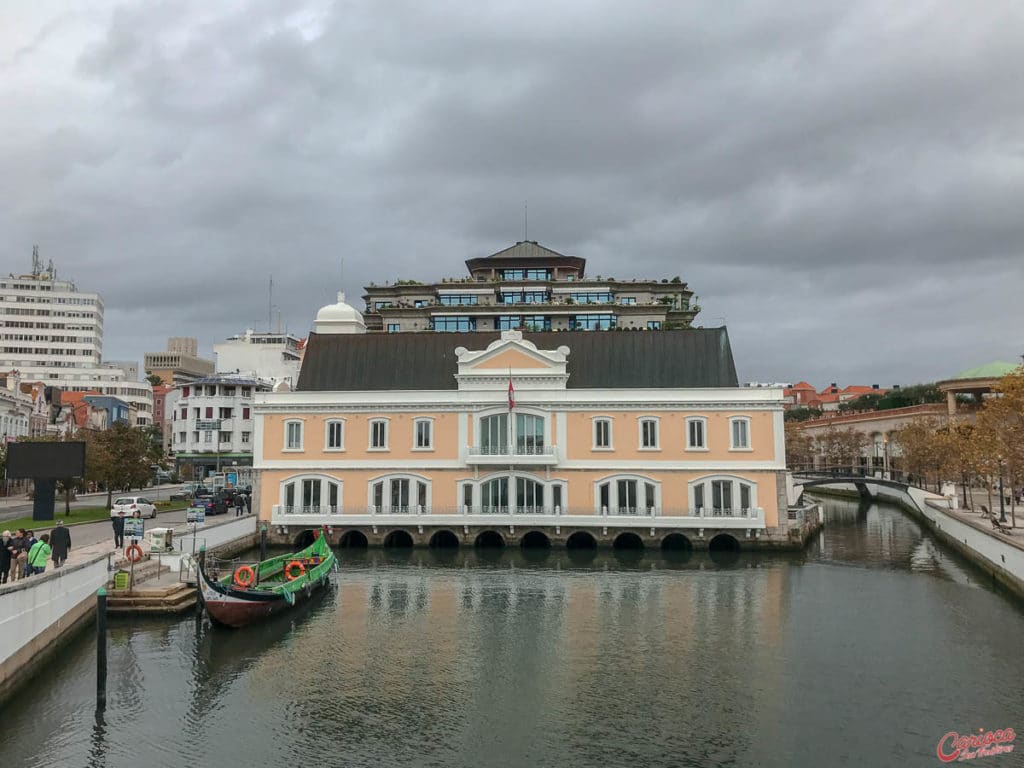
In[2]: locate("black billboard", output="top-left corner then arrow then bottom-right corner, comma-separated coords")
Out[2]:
6,441 -> 86,479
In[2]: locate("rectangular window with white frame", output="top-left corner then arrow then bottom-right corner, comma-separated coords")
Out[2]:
686,417 -> 707,450
593,417 -> 612,450
730,417 -> 751,450
369,419 -> 388,450
326,420 -> 345,450
639,417 -> 659,449
285,420 -> 303,450
414,419 -> 433,450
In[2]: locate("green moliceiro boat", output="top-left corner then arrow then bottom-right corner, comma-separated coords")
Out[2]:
198,530 -> 336,628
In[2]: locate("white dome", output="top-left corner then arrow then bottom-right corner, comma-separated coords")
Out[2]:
315,292 -> 366,335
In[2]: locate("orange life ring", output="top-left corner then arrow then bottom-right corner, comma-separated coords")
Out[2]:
125,544 -> 144,563
233,565 -> 256,588
284,560 -> 305,581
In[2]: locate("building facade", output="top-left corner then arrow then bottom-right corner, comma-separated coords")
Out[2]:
0,253 -> 153,423
253,298 -> 799,550
361,241 -> 700,334
144,337 -> 215,385
170,375 -> 271,479
214,329 -> 303,388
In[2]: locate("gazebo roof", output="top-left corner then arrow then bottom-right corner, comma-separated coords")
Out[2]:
952,361 -> 1020,380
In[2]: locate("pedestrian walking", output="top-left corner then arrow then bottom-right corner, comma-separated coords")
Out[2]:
23,530 -> 36,578
112,510 -> 126,550
0,530 -> 12,585
235,493 -> 245,517
27,534 -> 51,576
8,530 -> 25,582
50,521 -> 71,568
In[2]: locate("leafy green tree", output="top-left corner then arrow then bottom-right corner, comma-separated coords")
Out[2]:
145,373 -> 164,386
785,407 -> 823,422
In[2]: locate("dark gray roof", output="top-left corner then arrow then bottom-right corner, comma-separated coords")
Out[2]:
481,241 -> 571,261
297,329 -> 738,391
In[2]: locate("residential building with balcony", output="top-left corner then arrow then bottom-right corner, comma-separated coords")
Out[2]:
251,293 -> 805,551
361,241 -> 700,334
170,375 -> 271,479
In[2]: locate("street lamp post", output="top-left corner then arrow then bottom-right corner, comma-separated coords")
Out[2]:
882,438 -> 889,481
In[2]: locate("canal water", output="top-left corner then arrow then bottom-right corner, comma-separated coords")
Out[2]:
3,497 -> 1023,768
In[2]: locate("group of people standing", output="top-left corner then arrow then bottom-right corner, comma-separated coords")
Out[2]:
1,522 -> 72,582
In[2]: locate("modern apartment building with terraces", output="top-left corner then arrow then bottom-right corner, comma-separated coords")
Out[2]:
362,241 -> 700,333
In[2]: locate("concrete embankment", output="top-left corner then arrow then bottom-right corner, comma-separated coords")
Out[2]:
0,515 -> 258,707
808,484 -> 1024,602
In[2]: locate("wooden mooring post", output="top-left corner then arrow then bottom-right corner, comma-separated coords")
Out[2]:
96,587 -> 107,708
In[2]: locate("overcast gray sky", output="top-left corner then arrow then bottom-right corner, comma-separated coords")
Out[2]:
3,0 -> 1023,388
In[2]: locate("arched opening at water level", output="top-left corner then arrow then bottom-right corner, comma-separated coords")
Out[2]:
429,530 -> 460,549
661,533 -> 693,551
708,534 -> 740,552
612,532 -> 644,550
383,530 -> 415,548
520,531 -> 551,549
474,530 -> 505,548
293,530 -> 316,549
566,531 -> 597,550
338,530 -> 368,549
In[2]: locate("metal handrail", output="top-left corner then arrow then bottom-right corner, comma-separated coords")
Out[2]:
467,445 -> 556,456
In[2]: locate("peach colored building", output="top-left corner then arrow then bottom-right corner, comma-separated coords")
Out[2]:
252,295 -> 810,551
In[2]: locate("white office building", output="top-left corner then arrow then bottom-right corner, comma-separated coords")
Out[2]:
214,329 -> 303,389
0,253 -> 153,424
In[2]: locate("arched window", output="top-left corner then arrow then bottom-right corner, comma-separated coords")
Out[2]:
280,474 -> 342,514
594,474 -> 660,515
480,413 -> 508,454
469,473 -> 567,514
689,475 -> 757,517
368,473 -> 430,513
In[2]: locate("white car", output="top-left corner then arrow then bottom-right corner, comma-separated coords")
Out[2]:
110,496 -> 157,519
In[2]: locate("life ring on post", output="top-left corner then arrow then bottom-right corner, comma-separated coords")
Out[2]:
233,565 -> 256,588
125,544 -> 144,563
284,560 -> 306,581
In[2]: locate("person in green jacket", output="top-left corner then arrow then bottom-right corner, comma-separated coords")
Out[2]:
27,533 -> 52,576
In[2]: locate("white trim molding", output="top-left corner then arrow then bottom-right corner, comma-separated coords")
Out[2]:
592,415 -> 613,451
729,416 -> 752,451
283,418 -> 305,452
685,416 -> 709,451
324,418 -> 346,452
638,415 -> 660,451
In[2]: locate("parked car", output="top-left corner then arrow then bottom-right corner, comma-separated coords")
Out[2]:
110,496 -> 157,519
194,493 -> 229,516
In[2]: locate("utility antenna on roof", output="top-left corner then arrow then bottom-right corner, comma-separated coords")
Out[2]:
31,245 -> 41,277
268,275 -> 273,333
524,202 -> 528,241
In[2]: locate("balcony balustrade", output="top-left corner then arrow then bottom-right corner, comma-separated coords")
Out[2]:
269,505 -> 765,529
465,445 -> 558,465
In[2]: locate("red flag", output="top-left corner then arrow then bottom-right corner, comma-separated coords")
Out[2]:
508,371 -> 515,411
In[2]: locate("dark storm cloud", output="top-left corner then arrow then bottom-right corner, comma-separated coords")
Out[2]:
1,0 -> 1022,386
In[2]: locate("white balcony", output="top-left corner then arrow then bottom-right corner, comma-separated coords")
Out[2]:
269,505 -> 765,529
465,445 -> 558,465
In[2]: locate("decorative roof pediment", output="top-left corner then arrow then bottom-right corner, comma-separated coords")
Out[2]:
454,331 -> 570,391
